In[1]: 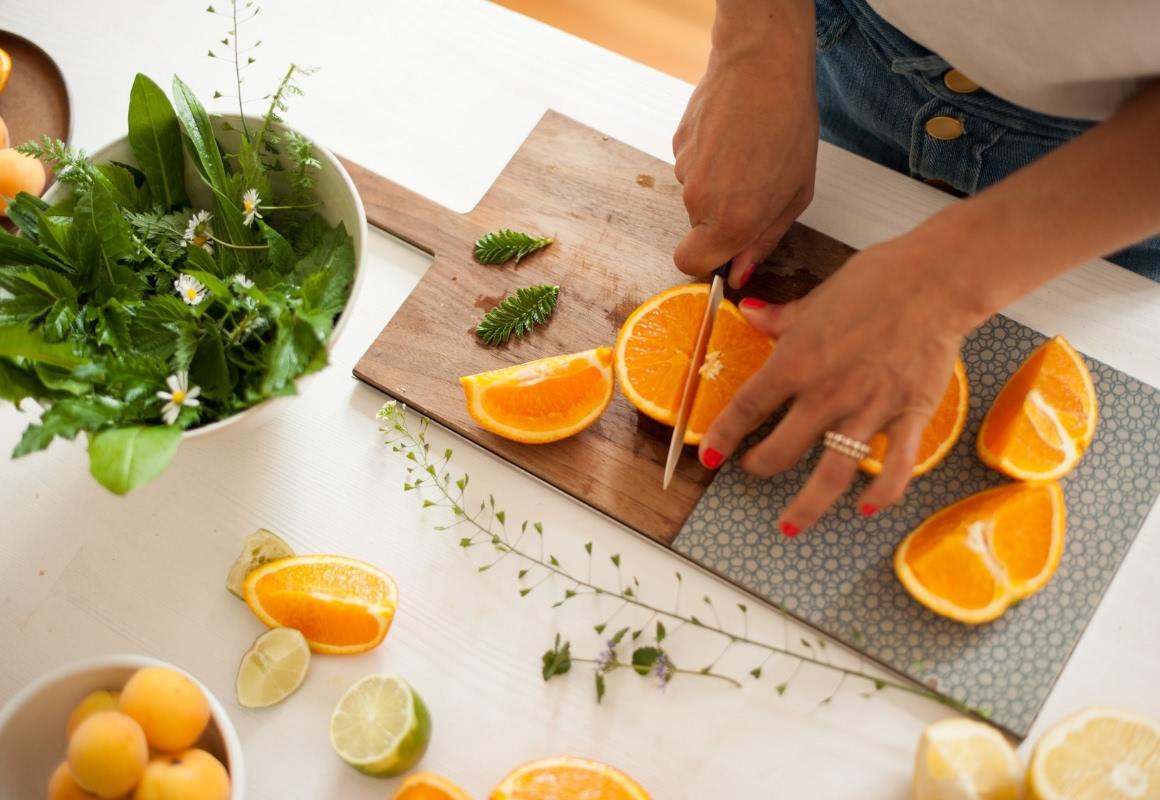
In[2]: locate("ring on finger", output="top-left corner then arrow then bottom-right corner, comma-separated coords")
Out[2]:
822,430 -> 872,462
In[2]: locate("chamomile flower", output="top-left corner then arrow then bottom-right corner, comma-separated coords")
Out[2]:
181,210 -> 214,254
157,372 -> 201,425
232,273 -> 254,289
174,274 -> 208,305
241,188 -> 263,226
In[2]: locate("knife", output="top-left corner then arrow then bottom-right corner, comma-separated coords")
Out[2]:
663,264 -> 731,490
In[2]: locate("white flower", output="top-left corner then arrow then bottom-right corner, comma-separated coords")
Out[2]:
157,372 -> 201,425
241,188 -> 262,226
181,210 -> 214,254
174,274 -> 208,305
232,273 -> 254,289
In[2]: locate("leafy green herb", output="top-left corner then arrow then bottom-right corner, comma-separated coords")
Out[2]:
16,138 -> 96,190
473,229 -> 553,265
475,284 -> 559,345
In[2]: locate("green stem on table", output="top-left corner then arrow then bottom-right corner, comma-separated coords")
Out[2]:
572,658 -> 743,689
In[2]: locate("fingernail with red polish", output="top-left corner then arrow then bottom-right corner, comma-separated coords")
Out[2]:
739,297 -> 768,311
738,263 -> 756,288
780,521 -> 801,538
701,448 -> 725,469
859,503 -> 879,517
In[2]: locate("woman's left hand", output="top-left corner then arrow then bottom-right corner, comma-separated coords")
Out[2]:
699,227 -> 984,535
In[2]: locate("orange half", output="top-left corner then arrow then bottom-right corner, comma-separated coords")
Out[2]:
243,555 -> 398,655
978,335 -> 1097,481
491,756 -> 651,800
614,284 -> 774,444
394,771 -> 472,800
895,482 -> 1065,624
860,358 -> 969,477
460,347 -> 613,444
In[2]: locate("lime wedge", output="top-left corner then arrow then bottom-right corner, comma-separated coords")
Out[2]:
329,674 -> 431,778
236,627 -> 311,708
226,528 -> 294,599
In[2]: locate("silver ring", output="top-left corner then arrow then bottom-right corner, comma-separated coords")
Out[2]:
823,430 -> 871,461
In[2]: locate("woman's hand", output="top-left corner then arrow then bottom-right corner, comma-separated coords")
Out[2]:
673,0 -> 818,289
698,227 -> 984,535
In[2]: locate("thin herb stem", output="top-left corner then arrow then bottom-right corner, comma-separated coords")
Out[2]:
572,658 -> 743,689
231,0 -> 252,141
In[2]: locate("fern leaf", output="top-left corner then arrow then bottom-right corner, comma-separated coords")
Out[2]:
474,229 -> 553,265
475,284 -> 560,345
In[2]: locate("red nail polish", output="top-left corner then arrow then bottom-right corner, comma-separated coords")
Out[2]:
738,263 -> 756,287
739,297 -> 768,311
859,503 -> 879,517
701,448 -> 724,469
780,521 -> 801,538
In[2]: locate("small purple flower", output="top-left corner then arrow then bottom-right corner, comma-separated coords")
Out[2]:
655,652 -> 673,687
595,640 -> 617,673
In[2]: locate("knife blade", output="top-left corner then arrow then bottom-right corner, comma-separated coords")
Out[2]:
663,264 -> 730,490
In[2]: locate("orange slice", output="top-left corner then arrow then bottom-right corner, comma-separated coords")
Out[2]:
978,335 -> 1097,481
0,48 -> 11,96
460,347 -> 613,444
614,284 -> 774,444
243,555 -> 398,655
394,771 -> 472,800
860,358 -> 969,477
491,756 -> 650,800
895,482 -> 1065,624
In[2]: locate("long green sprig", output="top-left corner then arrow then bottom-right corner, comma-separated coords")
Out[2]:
475,284 -> 559,345
378,402 -> 983,716
474,229 -> 553,265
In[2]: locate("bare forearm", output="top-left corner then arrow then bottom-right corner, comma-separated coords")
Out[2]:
711,0 -> 815,72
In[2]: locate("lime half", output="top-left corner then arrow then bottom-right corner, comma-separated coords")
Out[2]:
329,674 -> 431,777
226,528 -> 295,599
236,627 -> 311,708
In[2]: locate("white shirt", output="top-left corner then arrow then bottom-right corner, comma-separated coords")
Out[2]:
867,0 -> 1160,120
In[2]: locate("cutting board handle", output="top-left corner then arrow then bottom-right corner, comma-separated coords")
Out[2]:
338,156 -> 470,256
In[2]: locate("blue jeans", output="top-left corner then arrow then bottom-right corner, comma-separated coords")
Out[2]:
815,0 -> 1160,280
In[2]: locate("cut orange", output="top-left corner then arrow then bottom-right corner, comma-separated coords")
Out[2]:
394,771 -> 472,800
0,48 -> 11,96
895,482 -> 1065,624
460,347 -> 613,444
243,555 -> 398,655
614,284 -> 774,445
491,756 -> 650,800
978,335 -> 1097,481
860,358 -> 969,477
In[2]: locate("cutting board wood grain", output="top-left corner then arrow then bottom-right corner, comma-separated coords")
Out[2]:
349,111 -> 852,544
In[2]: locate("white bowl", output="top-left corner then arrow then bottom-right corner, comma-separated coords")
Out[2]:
0,654 -> 244,798
44,112 -> 367,441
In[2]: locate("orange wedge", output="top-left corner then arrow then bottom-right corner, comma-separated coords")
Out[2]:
394,771 -> 472,800
491,756 -> 650,800
895,482 -> 1065,624
860,358 -> 969,477
615,284 -> 774,444
243,555 -> 398,655
0,48 -> 11,96
978,335 -> 1097,481
460,347 -> 613,444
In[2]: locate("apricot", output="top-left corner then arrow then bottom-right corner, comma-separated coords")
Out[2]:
133,749 -> 229,800
67,711 -> 147,798
0,147 -> 46,214
119,668 -> 210,753
47,761 -> 105,800
66,690 -> 121,739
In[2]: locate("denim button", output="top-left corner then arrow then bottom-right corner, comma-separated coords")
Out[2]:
925,116 -> 964,140
943,69 -> 979,94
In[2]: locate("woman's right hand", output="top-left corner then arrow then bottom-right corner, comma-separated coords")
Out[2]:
673,0 -> 819,287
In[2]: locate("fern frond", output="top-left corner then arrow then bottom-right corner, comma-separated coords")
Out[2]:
474,229 -> 553,265
476,284 -> 560,345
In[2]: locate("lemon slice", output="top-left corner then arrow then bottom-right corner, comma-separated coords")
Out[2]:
330,674 -> 431,778
913,718 -> 1022,800
235,627 -> 310,708
226,528 -> 294,599
1028,706 -> 1160,800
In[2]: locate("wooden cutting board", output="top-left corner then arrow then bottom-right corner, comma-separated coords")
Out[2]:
349,111 -> 851,544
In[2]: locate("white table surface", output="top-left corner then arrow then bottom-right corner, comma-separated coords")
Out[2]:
4,1 -> 1160,797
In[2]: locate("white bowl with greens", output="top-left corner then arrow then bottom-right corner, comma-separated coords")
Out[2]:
1,72 -> 366,494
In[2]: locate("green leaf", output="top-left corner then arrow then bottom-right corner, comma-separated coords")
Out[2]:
260,221 -> 294,273
261,317 -> 322,395
13,396 -> 123,457
0,324 -> 82,368
4,192 -> 48,239
750,667 -> 762,679
128,74 -> 188,209
631,647 -> 661,675
610,627 -> 630,645
87,425 -> 182,495
0,358 -> 52,404
595,673 -> 606,704
34,212 -> 76,267
656,621 -> 666,643
475,284 -> 559,346
74,182 -> 135,299
776,683 -> 787,696
540,635 -> 572,681
190,327 -> 231,401
0,227 -> 64,270
96,163 -> 147,212
473,228 -> 552,265
171,76 -> 228,189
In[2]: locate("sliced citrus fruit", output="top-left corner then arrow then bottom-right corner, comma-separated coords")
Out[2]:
0,48 -> 11,96
491,756 -> 650,800
394,771 -> 472,800
913,718 -> 1022,800
895,482 -> 1065,624
236,627 -> 311,708
1028,706 -> 1160,800
861,358 -> 969,477
330,674 -> 431,778
226,527 -> 295,599
460,347 -> 613,444
243,555 -> 398,655
978,335 -> 1097,481
614,283 -> 773,444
